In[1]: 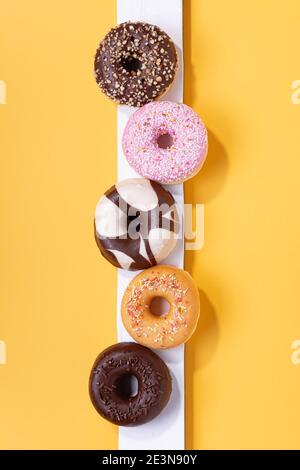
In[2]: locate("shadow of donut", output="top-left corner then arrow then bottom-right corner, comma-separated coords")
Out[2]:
185,289 -> 220,449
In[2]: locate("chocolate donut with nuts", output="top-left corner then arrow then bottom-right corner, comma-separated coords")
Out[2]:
94,22 -> 178,107
89,342 -> 172,426
94,178 -> 179,270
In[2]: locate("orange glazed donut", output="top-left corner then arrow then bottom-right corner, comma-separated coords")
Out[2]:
121,265 -> 200,349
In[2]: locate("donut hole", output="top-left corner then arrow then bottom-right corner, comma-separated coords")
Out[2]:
115,374 -> 139,399
121,57 -> 142,73
157,132 -> 174,149
150,296 -> 170,317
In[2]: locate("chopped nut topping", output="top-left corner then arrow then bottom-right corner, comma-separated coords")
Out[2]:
94,21 -> 178,107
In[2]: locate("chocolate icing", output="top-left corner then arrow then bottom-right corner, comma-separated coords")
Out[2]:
94,179 -> 179,270
89,342 -> 172,426
94,22 -> 178,107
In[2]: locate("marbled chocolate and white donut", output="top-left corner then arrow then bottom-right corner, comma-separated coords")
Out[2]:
94,178 -> 179,270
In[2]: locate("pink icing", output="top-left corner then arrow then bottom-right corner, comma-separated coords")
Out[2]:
122,101 -> 208,184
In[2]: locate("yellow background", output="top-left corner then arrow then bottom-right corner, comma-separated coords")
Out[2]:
1,0 -> 300,450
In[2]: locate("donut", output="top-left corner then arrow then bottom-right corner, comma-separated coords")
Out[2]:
121,265 -> 200,349
94,22 -> 178,107
89,342 -> 172,426
122,101 -> 208,184
94,178 -> 179,270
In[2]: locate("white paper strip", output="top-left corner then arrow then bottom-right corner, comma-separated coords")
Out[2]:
117,0 -> 184,450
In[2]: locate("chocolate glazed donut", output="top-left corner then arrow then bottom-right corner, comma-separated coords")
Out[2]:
94,22 -> 178,107
89,342 -> 172,426
94,178 -> 179,270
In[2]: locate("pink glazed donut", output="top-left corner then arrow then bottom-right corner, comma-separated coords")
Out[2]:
122,101 -> 208,184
